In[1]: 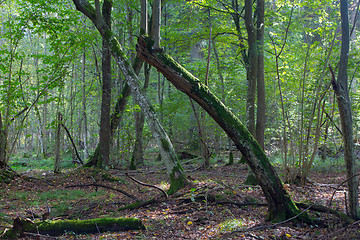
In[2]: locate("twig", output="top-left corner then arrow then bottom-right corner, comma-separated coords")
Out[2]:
65,183 -> 138,200
125,173 -> 168,198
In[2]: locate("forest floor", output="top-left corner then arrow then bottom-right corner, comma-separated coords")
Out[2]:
1,160 -> 359,239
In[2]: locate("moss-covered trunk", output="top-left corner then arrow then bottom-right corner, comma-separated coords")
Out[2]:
72,0 -> 187,193
136,36 -> 309,222
1,217 -> 144,238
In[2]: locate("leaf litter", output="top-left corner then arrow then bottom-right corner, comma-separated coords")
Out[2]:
0,163 -> 359,239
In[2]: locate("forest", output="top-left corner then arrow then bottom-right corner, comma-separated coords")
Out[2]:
0,0 -> 360,239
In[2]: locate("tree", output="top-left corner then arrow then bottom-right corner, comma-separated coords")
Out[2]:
136,36 -> 310,222
72,0 -> 188,194
97,0 -> 112,169
331,0 -> 359,219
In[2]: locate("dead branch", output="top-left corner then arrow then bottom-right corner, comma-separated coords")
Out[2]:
217,201 -> 267,207
65,183 -> 138,201
296,202 -> 354,224
60,122 -> 84,165
125,173 -> 168,198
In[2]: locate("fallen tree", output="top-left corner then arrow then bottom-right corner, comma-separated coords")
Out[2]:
0,217 -> 145,239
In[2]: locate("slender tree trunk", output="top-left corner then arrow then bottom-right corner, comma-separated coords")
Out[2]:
54,112 -> 62,174
137,36 -> 310,222
72,0 -> 187,194
0,111 -> 7,168
255,0 -> 266,149
152,0 -> 161,49
244,0 -> 257,135
331,0 -> 359,219
130,0 -> 149,169
98,0 -> 112,169
81,51 -> 88,161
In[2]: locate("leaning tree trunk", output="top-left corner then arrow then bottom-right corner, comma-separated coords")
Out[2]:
331,0 -> 359,219
136,36 -> 310,223
72,0 -> 187,194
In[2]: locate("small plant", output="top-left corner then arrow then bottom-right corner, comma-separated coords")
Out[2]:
189,188 -> 197,202
218,218 -> 244,232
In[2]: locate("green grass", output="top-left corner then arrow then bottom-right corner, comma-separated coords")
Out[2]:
9,152 -> 78,172
269,154 -> 346,173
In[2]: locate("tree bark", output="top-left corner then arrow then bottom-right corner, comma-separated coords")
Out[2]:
97,0 -> 112,169
136,36 -> 310,222
0,111 -> 7,168
72,0 -> 187,194
244,0 -> 257,135
331,0 -> 359,219
255,0 -> 266,149
54,112 -> 62,174
131,0 -> 150,169
81,51 -> 88,161
0,217 -> 144,238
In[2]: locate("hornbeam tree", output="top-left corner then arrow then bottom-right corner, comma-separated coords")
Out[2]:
72,0 -> 187,194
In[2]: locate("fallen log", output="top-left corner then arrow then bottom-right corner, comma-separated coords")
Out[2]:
0,216 -> 145,239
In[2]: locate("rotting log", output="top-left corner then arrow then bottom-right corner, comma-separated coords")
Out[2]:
0,217 -> 145,239
136,35 -> 311,223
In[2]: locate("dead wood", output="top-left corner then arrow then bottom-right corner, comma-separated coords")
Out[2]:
125,173 -> 168,198
61,122 -> 84,165
296,202 -> 354,224
0,216 -> 145,238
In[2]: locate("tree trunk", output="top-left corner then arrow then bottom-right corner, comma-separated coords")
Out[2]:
255,0 -> 266,149
331,0 -> 359,219
130,0 -> 149,169
0,111 -> 7,169
81,51 -> 88,161
244,0 -> 257,135
54,112 -> 62,174
72,0 -> 187,194
1,217 -> 144,238
97,0 -> 112,169
136,36 -> 310,222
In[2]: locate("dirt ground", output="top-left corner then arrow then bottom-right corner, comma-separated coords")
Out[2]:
1,162 -> 359,239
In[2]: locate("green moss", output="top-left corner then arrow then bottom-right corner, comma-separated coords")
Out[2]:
129,155 -> 137,170
160,138 -> 170,152
1,217 -> 145,237
0,168 -> 16,184
118,201 -> 143,210
168,164 -> 187,195
226,151 -> 234,165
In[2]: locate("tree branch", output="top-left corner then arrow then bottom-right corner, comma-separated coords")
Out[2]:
125,173 -> 168,198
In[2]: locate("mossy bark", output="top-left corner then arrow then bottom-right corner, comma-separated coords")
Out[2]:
1,217 -> 145,238
136,35 -> 310,223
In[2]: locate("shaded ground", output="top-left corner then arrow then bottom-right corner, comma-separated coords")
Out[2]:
0,162 -> 359,239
